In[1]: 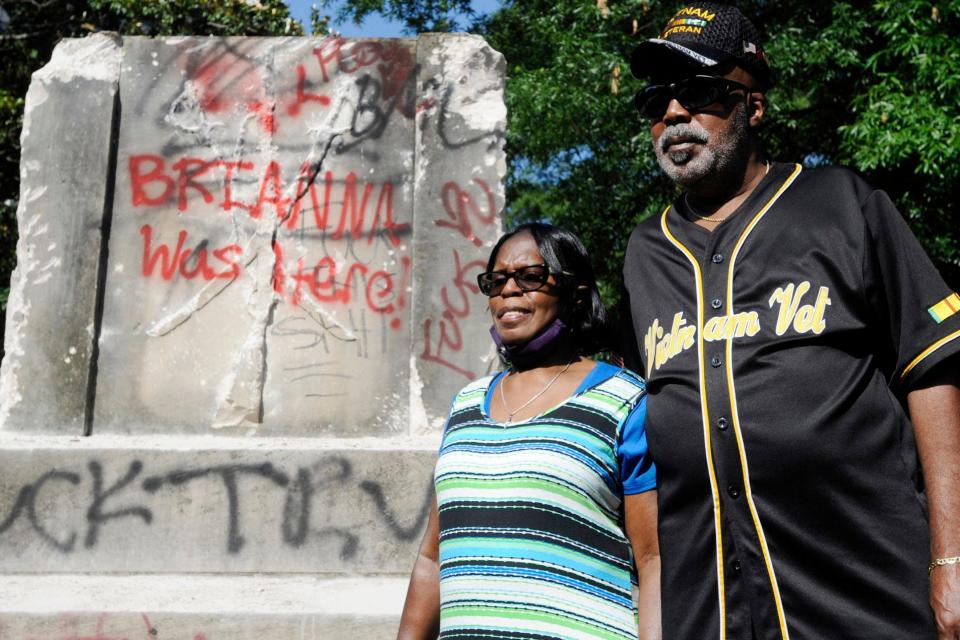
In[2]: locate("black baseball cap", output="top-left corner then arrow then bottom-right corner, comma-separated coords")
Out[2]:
630,2 -> 771,87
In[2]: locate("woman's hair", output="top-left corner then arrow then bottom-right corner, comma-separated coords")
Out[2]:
486,222 -> 612,355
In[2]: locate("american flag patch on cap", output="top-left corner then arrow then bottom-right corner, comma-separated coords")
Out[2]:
929,293 -> 960,323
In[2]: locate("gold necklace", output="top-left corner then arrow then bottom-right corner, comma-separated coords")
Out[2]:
685,161 -> 771,224
684,197 -> 728,224
499,360 -> 575,425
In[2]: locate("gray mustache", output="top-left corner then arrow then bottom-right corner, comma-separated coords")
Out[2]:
659,124 -> 709,152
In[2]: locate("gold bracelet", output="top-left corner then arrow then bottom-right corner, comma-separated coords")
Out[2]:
929,556 -> 960,572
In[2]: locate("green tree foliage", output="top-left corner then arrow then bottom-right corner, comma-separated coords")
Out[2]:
760,0 -> 960,288
477,0 -> 960,303
317,0 -> 475,33
479,0 -> 676,306
0,0 -> 301,312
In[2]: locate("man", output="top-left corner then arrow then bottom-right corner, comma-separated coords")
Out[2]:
621,2 -> 960,638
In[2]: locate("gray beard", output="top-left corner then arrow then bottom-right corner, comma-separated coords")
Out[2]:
654,103 -> 751,190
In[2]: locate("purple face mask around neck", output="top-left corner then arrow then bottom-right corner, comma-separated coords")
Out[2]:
489,317 -> 568,368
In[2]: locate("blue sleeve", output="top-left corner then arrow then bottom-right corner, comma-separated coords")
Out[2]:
617,394 -> 657,494
483,370 -> 509,416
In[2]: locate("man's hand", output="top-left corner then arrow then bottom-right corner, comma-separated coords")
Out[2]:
908,360 -> 960,639
931,563 -> 960,638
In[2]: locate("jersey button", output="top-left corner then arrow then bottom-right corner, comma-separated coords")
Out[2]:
711,355 -> 723,367
717,417 -> 728,431
711,253 -> 724,264
732,560 -> 742,573
727,485 -> 741,499
711,298 -> 722,309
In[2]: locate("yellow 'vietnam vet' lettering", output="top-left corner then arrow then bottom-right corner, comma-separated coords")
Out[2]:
768,281 -> 832,336
663,25 -> 704,37
641,285 -> 831,376
676,6 -> 716,20
703,312 -> 761,342
661,5 -> 715,38
644,311 -> 697,376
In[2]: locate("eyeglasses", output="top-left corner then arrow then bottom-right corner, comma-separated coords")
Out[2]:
634,75 -> 753,120
476,264 -> 571,297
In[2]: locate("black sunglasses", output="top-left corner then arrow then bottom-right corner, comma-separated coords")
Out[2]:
634,75 -> 753,120
476,264 -> 572,297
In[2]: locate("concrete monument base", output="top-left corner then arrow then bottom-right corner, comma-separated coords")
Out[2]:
0,574 -> 407,639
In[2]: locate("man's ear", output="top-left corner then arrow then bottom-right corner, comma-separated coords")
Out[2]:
748,91 -> 766,128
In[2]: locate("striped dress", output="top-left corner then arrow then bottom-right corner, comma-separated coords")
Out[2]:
435,363 -> 655,640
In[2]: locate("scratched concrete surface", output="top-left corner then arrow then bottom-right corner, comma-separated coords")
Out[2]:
0,575 -> 407,639
0,34 -> 122,434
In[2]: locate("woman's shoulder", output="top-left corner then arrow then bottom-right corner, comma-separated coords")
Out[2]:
612,364 -> 646,390
450,373 -> 499,403
582,361 -> 646,401
444,373 -> 499,421
590,361 -> 645,388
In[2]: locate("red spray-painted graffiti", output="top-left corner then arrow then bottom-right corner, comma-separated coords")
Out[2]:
435,178 -> 496,248
191,51 -> 277,134
129,154 -> 409,244
421,179 -> 498,379
132,154 -> 412,330
420,249 -> 486,379
185,37 -> 431,135
140,225 -> 242,282
286,63 -> 332,117
140,225 -> 410,331
272,242 -> 411,330
308,36 -> 432,118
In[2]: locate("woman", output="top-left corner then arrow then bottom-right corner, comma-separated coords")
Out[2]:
397,223 -> 660,640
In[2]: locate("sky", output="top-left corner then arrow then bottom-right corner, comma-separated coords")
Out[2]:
285,0 -> 502,37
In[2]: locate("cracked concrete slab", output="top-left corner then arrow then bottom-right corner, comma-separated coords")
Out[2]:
63,35 -> 504,436
411,34 -> 505,429
0,33 -> 122,434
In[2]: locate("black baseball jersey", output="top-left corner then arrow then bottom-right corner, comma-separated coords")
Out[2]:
622,162 -> 960,639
